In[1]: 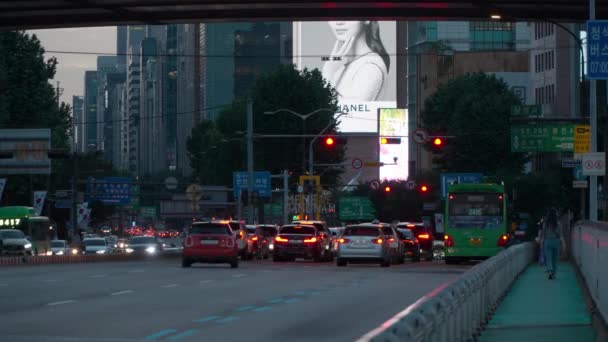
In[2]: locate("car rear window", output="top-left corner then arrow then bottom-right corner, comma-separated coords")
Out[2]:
280,226 -> 316,235
397,229 -> 414,239
382,227 -> 395,236
51,241 -> 66,247
228,222 -> 243,232
398,224 -> 426,235
190,223 -> 232,235
344,226 -> 380,236
260,227 -> 277,236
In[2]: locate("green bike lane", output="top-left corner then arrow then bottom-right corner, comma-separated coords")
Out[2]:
479,262 -> 595,342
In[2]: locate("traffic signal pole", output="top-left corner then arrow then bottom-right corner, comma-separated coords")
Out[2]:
247,96 -> 254,224
590,0 -> 598,221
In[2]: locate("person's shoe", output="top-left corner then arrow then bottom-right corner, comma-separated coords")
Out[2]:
548,272 -> 555,280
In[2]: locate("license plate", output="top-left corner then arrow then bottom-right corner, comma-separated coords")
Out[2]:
352,241 -> 370,247
469,238 -> 481,246
290,240 -> 302,244
201,240 -> 218,245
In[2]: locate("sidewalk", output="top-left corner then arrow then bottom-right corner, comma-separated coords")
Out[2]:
478,262 -> 595,342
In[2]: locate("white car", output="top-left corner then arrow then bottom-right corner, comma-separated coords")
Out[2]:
82,238 -> 109,255
0,229 -> 33,256
49,240 -> 70,255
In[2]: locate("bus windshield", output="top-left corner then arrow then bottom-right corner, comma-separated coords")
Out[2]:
448,193 -> 504,229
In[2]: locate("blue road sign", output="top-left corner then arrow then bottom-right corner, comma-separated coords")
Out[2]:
587,20 -> 608,80
55,200 -> 73,209
440,173 -> 483,199
86,177 -> 132,205
573,164 -> 586,181
233,172 -> 271,198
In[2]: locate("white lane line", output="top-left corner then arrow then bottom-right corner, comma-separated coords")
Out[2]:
111,290 -> 134,296
128,269 -> 144,273
232,274 -> 245,278
199,280 -> 214,284
161,284 -> 179,288
43,279 -> 60,283
0,283 -> 8,287
89,274 -> 108,278
47,300 -> 76,306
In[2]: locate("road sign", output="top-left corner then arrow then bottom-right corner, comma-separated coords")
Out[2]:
369,179 -> 380,190
562,159 -> 581,168
352,158 -> 363,170
573,164 -> 586,181
186,184 -> 203,201
440,173 -> 483,199
164,176 -> 178,190
406,180 -> 416,190
338,197 -> 375,221
573,180 -> 588,189
574,125 -> 590,153
86,177 -> 131,205
510,124 -> 574,152
364,162 -> 384,167
55,190 -> 71,198
232,171 -> 271,197
587,20 -> 608,80
582,152 -> 605,176
140,206 -> 157,218
510,105 -> 542,117
55,199 -> 72,209
422,202 -> 437,211
412,128 -> 429,144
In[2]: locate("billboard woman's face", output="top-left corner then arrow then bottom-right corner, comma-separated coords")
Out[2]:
328,21 -> 365,41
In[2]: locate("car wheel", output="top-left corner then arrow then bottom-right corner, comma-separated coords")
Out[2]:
230,259 -> 239,268
313,251 -> 322,263
273,255 -> 283,262
380,259 -> 391,267
263,252 -> 269,260
181,258 -> 192,268
336,258 -> 347,267
412,254 -> 421,262
425,253 -> 434,261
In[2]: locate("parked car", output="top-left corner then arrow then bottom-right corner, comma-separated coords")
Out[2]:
182,221 -> 239,268
273,224 -> 332,262
0,229 -> 33,256
49,239 -> 71,255
335,224 -> 392,267
396,222 -> 434,261
396,228 -> 421,262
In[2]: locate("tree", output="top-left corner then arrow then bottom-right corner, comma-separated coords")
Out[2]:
421,73 -> 527,177
188,64 -> 345,186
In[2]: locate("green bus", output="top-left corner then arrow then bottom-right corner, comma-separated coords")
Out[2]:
443,183 -> 510,264
0,206 -> 52,255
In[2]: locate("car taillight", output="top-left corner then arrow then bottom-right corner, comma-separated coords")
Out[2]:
372,238 -> 383,244
497,234 -> 509,247
338,238 -> 350,244
444,235 -> 454,247
387,237 -> 396,242
418,234 -> 430,240
251,236 -> 258,242
303,237 -> 317,243
275,236 -> 289,243
185,236 -> 194,247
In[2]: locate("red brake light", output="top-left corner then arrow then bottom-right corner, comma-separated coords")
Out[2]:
406,224 -> 415,228
498,234 -> 509,247
444,235 -> 454,247
275,236 -> 289,243
303,237 -> 317,243
418,234 -> 430,239
388,237 -> 395,242
372,238 -> 383,244
251,236 -> 258,241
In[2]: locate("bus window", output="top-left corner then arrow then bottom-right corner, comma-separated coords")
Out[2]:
448,193 -> 503,229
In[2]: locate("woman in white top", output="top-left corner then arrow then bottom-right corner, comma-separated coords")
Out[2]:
322,21 -> 390,101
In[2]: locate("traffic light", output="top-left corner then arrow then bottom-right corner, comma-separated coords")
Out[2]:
384,186 -> 392,193
324,137 -> 335,146
433,138 -> 443,147
420,184 -> 429,193
380,137 -> 401,144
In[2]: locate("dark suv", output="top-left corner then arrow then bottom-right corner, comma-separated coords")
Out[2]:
273,224 -> 332,262
397,222 -> 433,261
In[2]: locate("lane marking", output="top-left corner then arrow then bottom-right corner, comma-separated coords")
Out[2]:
111,290 -> 134,296
47,300 -> 76,306
199,280 -> 214,284
161,284 -> 179,288
235,305 -> 255,312
232,274 -> 245,278
167,329 -> 198,341
284,298 -> 301,304
144,329 -> 177,340
268,298 -> 284,304
215,316 -> 239,324
89,274 -> 108,278
292,291 -> 308,295
43,279 -> 59,282
253,306 -> 272,312
129,269 -> 145,273
309,291 -> 322,296
193,315 -> 221,323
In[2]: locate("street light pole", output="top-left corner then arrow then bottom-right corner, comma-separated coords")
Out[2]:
590,0 -> 598,220
246,96 -> 254,224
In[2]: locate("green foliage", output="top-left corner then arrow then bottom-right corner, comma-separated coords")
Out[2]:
421,72 -> 527,177
188,64 -> 345,186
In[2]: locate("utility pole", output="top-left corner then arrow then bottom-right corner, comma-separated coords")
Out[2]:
71,110 -> 79,243
283,170 -> 289,225
590,0 -> 598,220
246,96 -> 254,224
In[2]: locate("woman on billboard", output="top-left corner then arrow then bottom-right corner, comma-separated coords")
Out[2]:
322,21 -> 390,102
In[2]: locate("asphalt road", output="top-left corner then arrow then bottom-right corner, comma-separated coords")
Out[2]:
0,258 -> 471,342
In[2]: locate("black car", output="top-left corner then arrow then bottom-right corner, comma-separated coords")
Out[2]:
273,224 -> 332,262
397,222 -> 433,261
396,228 -> 421,262
126,236 -> 164,256
256,224 -> 279,259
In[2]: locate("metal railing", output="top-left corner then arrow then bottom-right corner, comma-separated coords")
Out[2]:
358,242 -> 535,342
571,221 -> 608,324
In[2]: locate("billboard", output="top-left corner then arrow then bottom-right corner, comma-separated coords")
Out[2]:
86,177 -> 132,205
293,21 -> 397,132
379,108 -> 408,181
0,129 -> 51,175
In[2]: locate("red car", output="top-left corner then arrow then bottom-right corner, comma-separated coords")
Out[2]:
182,221 -> 239,268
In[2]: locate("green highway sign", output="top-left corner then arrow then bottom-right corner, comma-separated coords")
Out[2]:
510,124 -> 574,152
263,203 -> 283,217
511,105 -> 542,117
338,196 -> 375,221
140,206 -> 157,218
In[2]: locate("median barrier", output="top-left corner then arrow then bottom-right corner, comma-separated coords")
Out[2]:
0,251 -> 181,266
358,242 -> 535,342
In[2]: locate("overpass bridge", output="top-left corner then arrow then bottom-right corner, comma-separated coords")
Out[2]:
1,0 -> 607,29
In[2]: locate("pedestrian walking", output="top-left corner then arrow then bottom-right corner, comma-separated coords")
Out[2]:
540,208 -> 561,279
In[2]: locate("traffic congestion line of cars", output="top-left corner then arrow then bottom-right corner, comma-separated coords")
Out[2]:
181,220 -> 430,268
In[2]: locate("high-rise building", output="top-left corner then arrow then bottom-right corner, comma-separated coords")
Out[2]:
117,26 -> 128,72
96,56 -> 118,157
126,26 -> 146,174
83,71 -> 98,152
72,95 -> 84,153
104,72 -> 126,169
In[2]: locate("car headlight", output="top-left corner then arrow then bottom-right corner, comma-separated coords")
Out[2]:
96,250 -> 106,254
24,243 -> 32,249
56,250 -> 64,255
71,248 -> 79,255
118,243 -> 125,248
46,251 -> 53,256
268,243 -> 274,251
145,246 -> 156,254
125,248 -> 134,253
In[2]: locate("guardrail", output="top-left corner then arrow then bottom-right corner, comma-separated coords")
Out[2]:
571,220 -> 608,324
358,242 -> 535,342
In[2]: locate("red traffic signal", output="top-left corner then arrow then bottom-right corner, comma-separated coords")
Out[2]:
433,138 -> 443,147
420,185 -> 429,193
384,186 -> 391,193
324,137 -> 335,146
380,137 -> 401,144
